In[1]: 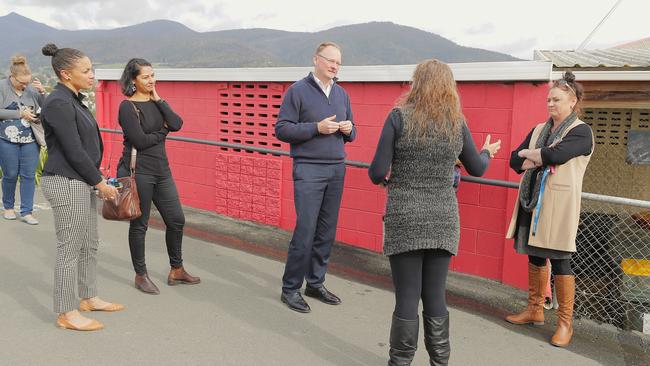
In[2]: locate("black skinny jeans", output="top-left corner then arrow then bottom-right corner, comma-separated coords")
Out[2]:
389,249 -> 452,320
128,173 -> 185,275
528,256 -> 573,276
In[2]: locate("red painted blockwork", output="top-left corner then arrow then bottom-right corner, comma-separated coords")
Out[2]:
96,79 -> 549,289
215,153 -> 282,226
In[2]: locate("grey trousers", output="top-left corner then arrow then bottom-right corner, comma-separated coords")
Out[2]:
41,175 -> 99,313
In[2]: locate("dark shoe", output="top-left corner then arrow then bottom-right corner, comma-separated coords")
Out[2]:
387,313 -> 418,366
423,312 -> 450,366
304,285 -> 341,305
168,266 -> 201,286
135,273 -> 160,295
281,292 -> 311,313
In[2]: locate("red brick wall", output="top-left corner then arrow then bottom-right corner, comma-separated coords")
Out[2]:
95,78 -> 549,288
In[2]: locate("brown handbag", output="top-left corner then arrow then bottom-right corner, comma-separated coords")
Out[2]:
101,102 -> 142,221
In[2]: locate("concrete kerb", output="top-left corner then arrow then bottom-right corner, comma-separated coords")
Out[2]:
148,204 -> 650,355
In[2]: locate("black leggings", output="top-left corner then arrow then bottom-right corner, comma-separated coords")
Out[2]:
128,173 -> 185,275
389,249 -> 451,320
528,255 -> 573,276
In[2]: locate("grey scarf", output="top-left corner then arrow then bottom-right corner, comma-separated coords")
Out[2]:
519,112 -> 578,213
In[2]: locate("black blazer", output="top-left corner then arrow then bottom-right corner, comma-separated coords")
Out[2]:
41,83 -> 104,186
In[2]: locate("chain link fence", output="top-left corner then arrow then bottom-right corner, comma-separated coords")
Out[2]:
574,200 -> 650,332
572,107 -> 650,333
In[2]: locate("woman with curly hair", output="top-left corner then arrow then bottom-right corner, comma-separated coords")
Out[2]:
369,59 -> 500,365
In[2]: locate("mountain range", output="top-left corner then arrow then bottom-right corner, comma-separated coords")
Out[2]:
0,12 -> 518,71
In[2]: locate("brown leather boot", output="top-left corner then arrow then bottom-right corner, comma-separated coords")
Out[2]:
505,263 -> 548,325
135,273 -> 160,295
168,266 -> 201,286
551,275 -> 575,347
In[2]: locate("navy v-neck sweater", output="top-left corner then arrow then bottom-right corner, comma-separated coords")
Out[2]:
275,73 -> 356,163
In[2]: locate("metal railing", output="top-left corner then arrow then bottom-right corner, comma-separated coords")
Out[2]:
100,128 -> 650,332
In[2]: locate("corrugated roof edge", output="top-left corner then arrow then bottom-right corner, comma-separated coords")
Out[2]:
95,61 -> 553,82
551,70 -> 650,81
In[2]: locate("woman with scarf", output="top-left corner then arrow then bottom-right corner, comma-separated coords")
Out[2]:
505,71 -> 593,347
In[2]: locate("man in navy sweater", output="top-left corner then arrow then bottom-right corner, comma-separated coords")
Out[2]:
276,42 -> 357,313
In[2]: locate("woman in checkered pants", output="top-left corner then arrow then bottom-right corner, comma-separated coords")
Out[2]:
40,44 -> 124,331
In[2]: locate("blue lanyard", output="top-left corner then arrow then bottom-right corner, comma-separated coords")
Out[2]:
532,167 -> 551,236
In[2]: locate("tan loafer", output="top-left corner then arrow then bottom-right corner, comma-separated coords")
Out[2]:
56,314 -> 104,331
79,299 -> 125,312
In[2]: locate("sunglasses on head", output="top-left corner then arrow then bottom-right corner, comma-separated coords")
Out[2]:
555,79 -> 576,95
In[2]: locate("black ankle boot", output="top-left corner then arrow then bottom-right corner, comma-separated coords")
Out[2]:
387,314 -> 419,366
423,312 -> 450,366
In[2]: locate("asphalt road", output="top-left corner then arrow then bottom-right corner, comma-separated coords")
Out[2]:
0,192 -> 638,365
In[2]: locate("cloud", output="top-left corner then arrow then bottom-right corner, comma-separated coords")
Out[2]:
464,23 -> 495,36
1,0 -> 647,57
496,37 -> 539,59
3,0 -> 234,32
3,0 -> 88,5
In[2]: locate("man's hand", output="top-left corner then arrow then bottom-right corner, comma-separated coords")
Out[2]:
317,115 -> 339,135
338,120 -> 353,136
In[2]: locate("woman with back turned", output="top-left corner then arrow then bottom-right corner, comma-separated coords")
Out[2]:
40,43 -> 124,331
369,59 -> 501,365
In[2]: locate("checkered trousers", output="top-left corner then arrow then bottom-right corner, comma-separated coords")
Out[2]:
41,175 -> 100,313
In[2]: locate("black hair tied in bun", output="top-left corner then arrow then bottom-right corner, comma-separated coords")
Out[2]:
42,43 -> 59,57
41,43 -> 85,79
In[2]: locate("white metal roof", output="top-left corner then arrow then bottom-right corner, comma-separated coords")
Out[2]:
535,49 -> 650,68
96,60 -> 650,83
96,61 -> 553,82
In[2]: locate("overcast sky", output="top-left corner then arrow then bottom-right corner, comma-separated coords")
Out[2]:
0,0 -> 647,59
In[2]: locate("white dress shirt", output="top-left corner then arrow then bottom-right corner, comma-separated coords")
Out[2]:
312,73 -> 333,98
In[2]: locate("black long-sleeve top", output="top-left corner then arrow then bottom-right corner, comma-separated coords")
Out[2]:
509,124 -> 593,174
41,83 -> 103,186
118,99 -> 182,176
368,110 -> 490,184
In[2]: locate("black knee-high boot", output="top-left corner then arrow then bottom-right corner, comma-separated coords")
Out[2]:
423,312 -> 450,366
388,313 -> 419,366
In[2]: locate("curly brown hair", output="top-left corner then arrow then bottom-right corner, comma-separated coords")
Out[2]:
397,59 -> 464,140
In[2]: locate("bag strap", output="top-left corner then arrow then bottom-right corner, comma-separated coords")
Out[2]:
105,100 -> 140,177
128,101 -> 139,175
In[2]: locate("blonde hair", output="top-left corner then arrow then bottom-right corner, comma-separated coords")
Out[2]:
397,59 -> 464,140
315,42 -> 341,55
9,55 -> 31,77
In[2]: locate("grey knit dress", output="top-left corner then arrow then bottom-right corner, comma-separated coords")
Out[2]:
383,111 -> 464,256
